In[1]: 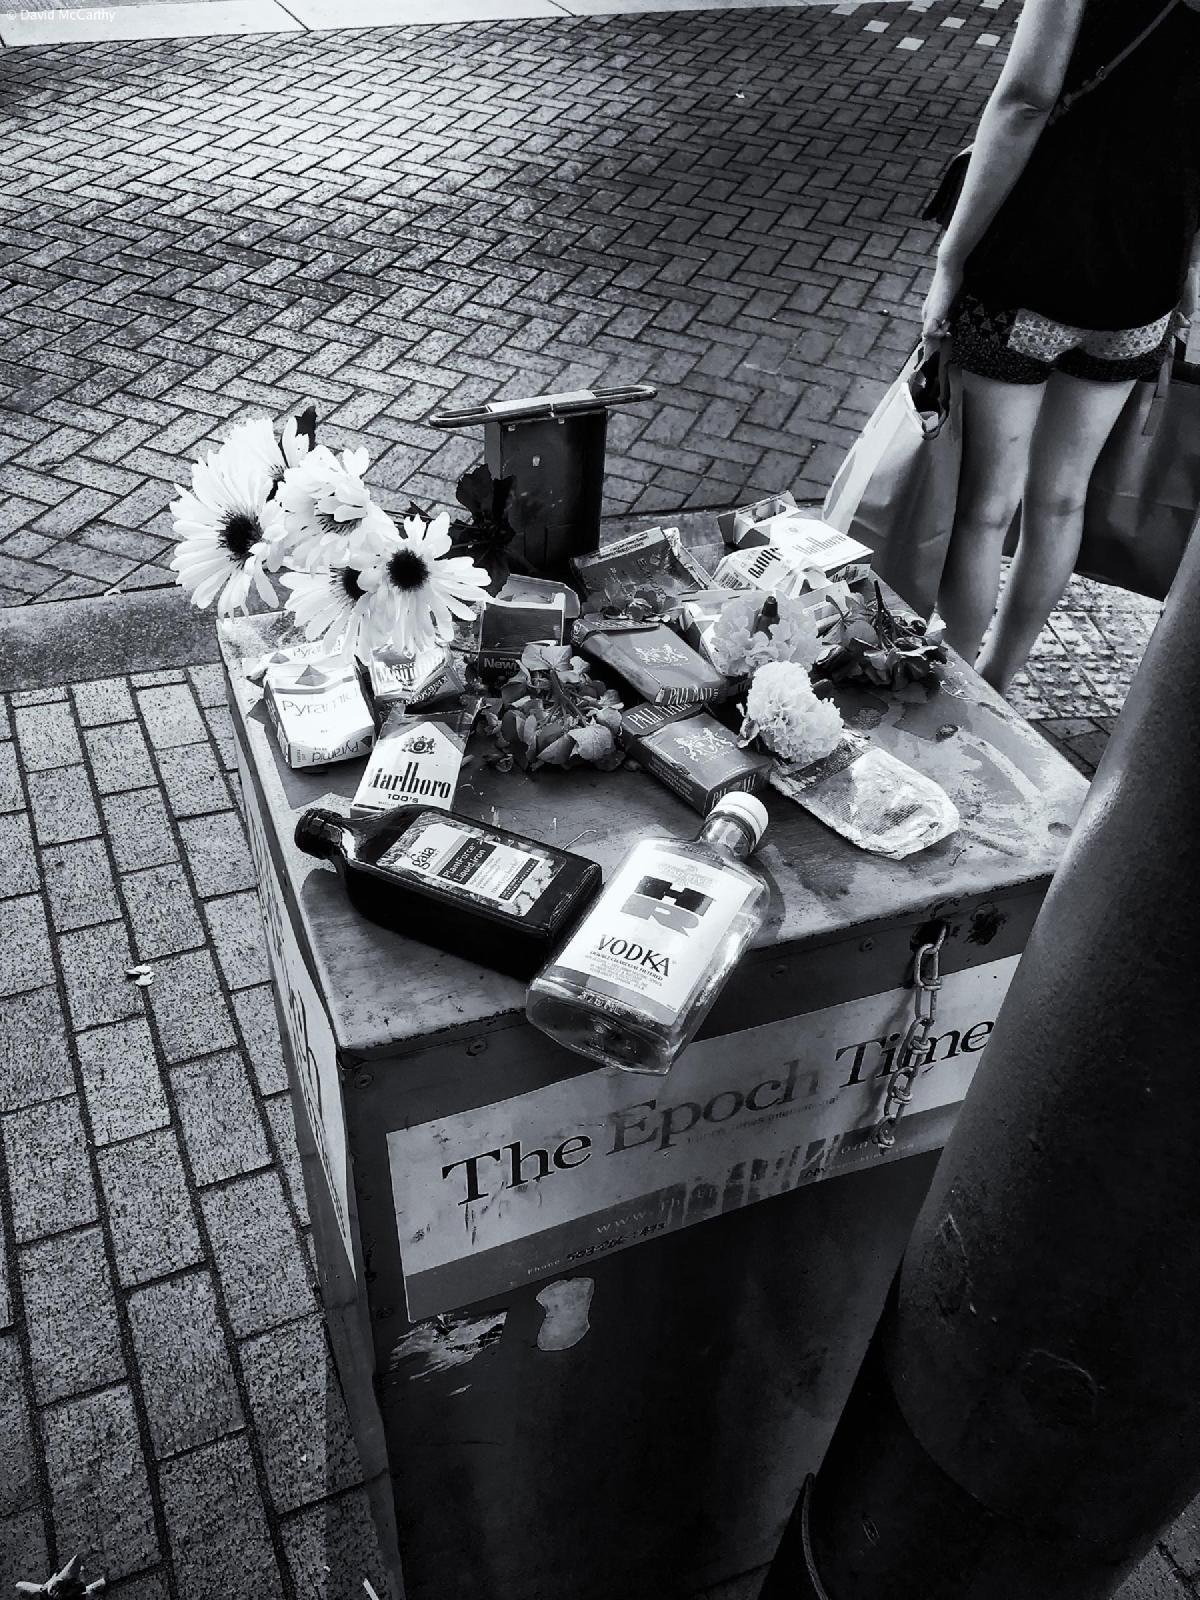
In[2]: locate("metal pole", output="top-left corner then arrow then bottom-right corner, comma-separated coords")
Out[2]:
761,525 -> 1200,1600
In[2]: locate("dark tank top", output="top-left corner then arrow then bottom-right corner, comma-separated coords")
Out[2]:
963,0 -> 1200,329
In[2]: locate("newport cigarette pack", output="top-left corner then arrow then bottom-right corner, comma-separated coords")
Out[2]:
621,704 -> 772,812
263,663 -> 375,770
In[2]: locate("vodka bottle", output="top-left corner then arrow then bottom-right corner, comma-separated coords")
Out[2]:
295,805 -> 602,981
526,793 -> 769,1074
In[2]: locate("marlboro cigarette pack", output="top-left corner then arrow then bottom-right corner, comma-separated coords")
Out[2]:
351,701 -> 477,819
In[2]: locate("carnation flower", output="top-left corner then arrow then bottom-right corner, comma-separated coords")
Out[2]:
708,592 -> 823,677
356,509 -> 491,657
170,454 -> 286,616
740,660 -> 844,766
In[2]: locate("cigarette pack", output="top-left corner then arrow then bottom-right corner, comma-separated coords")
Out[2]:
621,704 -> 772,812
736,515 -> 873,585
466,578 -> 576,678
713,546 -> 849,628
717,491 -> 800,549
571,526 -> 712,615
576,621 -> 725,708
364,646 -> 466,724
351,701 -> 477,819
263,663 -> 375,770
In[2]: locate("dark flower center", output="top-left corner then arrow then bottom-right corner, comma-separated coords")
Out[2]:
388,548 -> 430,592
317,509 -> 361,538
338,567 -> 364,601
220,512 -> 261,563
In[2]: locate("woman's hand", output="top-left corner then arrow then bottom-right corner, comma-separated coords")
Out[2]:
922,252 -> 964,343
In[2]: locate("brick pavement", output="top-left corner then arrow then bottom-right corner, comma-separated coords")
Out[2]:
0,0 -> 1008,607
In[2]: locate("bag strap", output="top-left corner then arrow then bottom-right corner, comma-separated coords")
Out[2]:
1048,0 -> 1180,125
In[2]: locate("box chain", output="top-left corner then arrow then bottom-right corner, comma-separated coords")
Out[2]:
874,924 -> 948,1150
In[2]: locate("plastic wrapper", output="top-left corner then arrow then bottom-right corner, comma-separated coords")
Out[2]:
717,491 -> 800,549
571,526 -> 712,616
769,734 -> 960,858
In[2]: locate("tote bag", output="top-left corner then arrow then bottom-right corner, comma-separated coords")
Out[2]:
1070,333 -> 1200,601
823,343 -> 962,618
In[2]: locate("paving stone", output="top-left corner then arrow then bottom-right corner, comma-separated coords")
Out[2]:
21,1226 -> 124,1404
73,679 -> 137,728
122,864 -> 207,960
280,1487 -> 393,1600
1116,1548 -> 1191,1600
42,836 -> 122,932
100,1572 -> 170,1600
101,787 -> 177,874
0,1508 -> 49,1595
178,810 -> 257,898
204,892 -> 271,990
59,920 -> 142,1031
0,810 -> 38,898
10,688 -> 67,707
201,1170 -> 312,1338
42,1384 -> 160,1581
0,741 -> 23,813
137,684 -> 209,750
189,664 -> 229,708
0,1235 -> 9,1332
76,1018 -> 169,1148
232,985 -> 288,1097
203,704 -> 238,772
240,1316 -> 360,1514
264,1093 -> 309,1227
146,951 -> 237,1064
0,1333 -> 38,1517
14,702 -> 82,772
0,894 -> 55,998
98,1129 -> 203,1288
2,1097 -> 98,1244
156,740 -> 231,819
131,671 -> 186,688
126,1272 -> 244,1459
172,1049 -> 270,1186
84,722 -> 158,796
159,1434 -> 283,1600
0,986 -> 74,1113
26,764 -> 102,847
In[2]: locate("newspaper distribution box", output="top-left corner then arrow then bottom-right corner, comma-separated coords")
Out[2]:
219,576 -> 1086,1600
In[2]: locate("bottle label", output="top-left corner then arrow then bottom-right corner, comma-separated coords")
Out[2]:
379,815 -> 557,919
548,847 -> 754,1025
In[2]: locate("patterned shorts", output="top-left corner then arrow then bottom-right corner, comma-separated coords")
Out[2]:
950,292 -> 1173,384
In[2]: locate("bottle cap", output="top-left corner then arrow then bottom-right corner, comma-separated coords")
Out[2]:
295,807 -> 350,860
709,791 -> 768,849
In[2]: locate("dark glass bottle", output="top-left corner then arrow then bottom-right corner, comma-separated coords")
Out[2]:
295,805 -> 603,981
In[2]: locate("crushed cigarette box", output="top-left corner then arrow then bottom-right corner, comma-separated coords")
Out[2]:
621,704 -> 772,812
717,491 -> 800,549
736,515 -> 873,586
572,526 -> 711,615
263,664 -> 375,770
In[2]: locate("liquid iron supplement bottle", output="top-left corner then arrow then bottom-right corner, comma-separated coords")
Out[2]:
526,792 -> 769,1074
295,805 -> 602,981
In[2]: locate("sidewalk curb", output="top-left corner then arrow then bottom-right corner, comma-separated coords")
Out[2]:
0,585 -> 220,693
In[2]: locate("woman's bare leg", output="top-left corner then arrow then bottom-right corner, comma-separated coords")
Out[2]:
937,370 -> 1044,663
976,370 -> 1136,694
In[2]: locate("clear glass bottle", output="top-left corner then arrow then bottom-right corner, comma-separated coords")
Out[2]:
526,792 -> 769,1075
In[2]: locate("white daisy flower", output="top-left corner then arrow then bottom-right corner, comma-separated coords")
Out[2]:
208,412 -> 314,494
280,563 -> 372,658
278,445 -> 380,568
170,455 -> 286,616
357,510 -> 491,657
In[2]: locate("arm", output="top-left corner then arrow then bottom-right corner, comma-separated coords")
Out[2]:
923,0 -> 1088,335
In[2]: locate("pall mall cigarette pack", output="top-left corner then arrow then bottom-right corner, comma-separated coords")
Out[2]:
263,662 -> 375,770
620,703 -> 773,813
